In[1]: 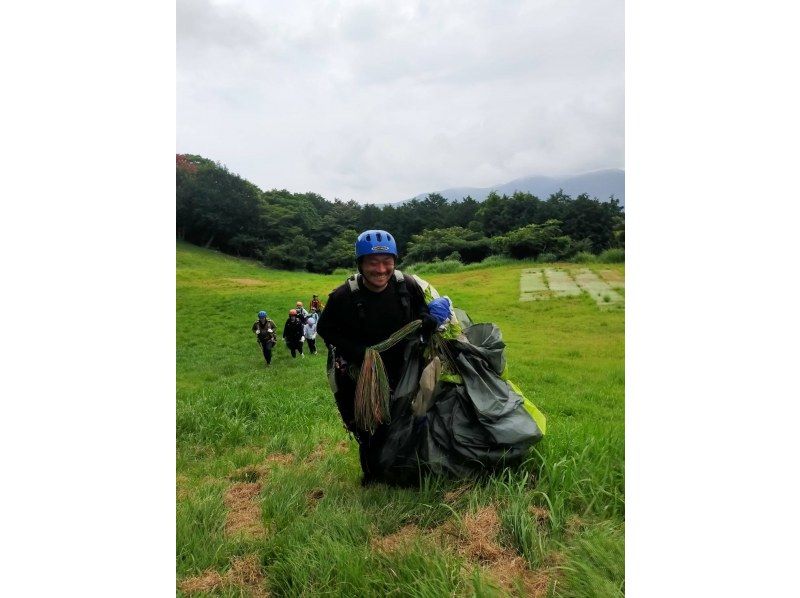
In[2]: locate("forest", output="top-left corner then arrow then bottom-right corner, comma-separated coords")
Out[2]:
177,154 -> 625,273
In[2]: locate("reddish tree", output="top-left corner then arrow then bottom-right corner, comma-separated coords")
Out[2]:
176,154 -> 198,174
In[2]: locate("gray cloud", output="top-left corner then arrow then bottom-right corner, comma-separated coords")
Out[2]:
178,0 -> 623,203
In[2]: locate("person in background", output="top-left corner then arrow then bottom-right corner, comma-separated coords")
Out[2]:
251,310 -> 277,366
303,315 -> 318,355
310,294 -> 324,312
282,309 -> 305,359
294,301 -> 309,323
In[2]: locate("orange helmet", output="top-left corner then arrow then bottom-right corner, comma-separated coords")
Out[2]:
289,309 -> 298,316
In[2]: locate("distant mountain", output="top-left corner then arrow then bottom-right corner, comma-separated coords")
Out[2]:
399,168 -> 624,206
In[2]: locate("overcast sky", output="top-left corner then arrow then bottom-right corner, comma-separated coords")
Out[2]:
177,0 -> 623,204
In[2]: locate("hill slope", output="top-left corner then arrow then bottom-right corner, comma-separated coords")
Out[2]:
176,242 -> 625,596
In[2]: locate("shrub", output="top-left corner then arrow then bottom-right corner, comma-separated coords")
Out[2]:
479,255 -> 515,266
463,255 -> 517,270
562,237 -> 594,259
536,253 -> 557,263
331,267 -> 352,277
445,251 -> 462,262
414,260 -> 464,274
572,251 -> 597,263
598,248 -> 625,263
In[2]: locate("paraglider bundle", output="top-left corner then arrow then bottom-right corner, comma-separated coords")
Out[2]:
354,320 -> 423,433
350,298 -> 547,482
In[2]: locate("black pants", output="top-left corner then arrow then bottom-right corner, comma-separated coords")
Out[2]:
306,338 -> 317,354
288,341 -> 304,357
333,369 -> 379,479
259,340 -> 273,364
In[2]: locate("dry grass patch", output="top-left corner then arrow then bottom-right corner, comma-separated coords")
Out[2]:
265,452 -> 294,466
565,515 -> 589,536
443,483 -> 473,504
179,569 -> 224,594
371,524 -> 425,553
306,443 -> 328,463
598,269 -> 624,285
438,505 -> 553,597
305,440 -> 349,463
230,464 -> 269,483
306,488 -> 324,508
488,557 -> 551,597
225,277 -> 267,286
224,482 -> 265,538
528,505 -> 550,525
372,505 -> 555,596
226,553 -> 268,595
228,453 -> 294,482
230,452 -> 295,482
178,553 -> 269,597
456,506 -> 507,562
176,474 -> 190,501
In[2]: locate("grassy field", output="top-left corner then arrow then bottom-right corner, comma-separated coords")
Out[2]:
176,241 -> 624,597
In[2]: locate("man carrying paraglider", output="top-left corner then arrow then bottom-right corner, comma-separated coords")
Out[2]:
318,229 -> 546,488
317,229 -> 449,485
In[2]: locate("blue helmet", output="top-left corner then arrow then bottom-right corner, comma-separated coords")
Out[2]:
355,230 -> 398,259
258,310 -> 267,318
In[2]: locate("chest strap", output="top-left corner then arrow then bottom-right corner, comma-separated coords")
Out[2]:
346,270 -> 411,323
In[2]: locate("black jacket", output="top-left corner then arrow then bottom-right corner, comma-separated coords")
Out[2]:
317,272 -> 429,386
282,317 -> 305,343
252,319 -> 277,344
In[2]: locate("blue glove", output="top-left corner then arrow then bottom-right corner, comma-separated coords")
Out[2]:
427,297 -> 451,326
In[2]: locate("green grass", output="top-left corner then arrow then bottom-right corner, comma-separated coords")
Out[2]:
176,240 -> 624,596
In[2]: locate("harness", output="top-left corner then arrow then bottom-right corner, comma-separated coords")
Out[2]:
346,270 -> 411,324
256,319 -> 277,345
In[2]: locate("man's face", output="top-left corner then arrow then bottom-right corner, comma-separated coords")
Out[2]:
361,254 -> 395,292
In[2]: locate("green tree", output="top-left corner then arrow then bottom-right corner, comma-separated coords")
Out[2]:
496,219 -> 571,259
476,191 -> 518,237
404,226 -> 491,264
176,153 -> 624,272
559,193 -> 620,252
316,228 -> 359,273
176,156 -> 264,251
263,227 -> 312,270
443,196 -> 481,229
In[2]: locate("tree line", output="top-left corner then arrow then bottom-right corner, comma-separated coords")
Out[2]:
177,154 -> 625,273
